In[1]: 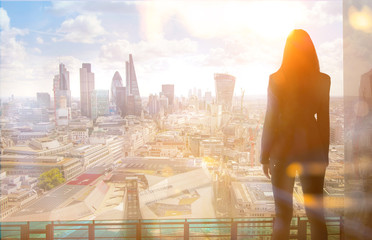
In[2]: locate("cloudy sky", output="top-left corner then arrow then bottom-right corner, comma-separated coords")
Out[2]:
0,0 -> 343,98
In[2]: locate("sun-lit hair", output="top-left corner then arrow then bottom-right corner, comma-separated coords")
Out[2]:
279,29 -> 320,76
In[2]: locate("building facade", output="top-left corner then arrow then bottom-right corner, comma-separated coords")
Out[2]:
80,63 -> 95,118
91,90 -> 110,120
214,73 -> 236,110
126,54 -> 142,116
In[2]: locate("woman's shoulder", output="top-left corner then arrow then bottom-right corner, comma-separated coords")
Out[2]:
318,72 -> 330,81
268,71 -> 285,87
269,71 -> 284,81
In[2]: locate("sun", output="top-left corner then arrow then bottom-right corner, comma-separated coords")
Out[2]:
242,1 -> 306,39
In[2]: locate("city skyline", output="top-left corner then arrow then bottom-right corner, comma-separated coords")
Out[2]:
0,1 -> 343,98
0,1 -> 370,238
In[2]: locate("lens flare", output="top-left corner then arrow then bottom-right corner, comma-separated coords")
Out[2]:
349,6 -> 372,33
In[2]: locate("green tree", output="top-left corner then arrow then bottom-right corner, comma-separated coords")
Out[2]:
37,168 -> 66,191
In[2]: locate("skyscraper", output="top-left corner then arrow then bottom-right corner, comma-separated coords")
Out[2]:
53,63 -> 72,125
162,84 -> 174,106
80,63 -> 95,117
214,73 -> 236,110
57,63 -> 71,108
205,91 -> 213,105
125,54 -> 142,116
148,94 -> 160,115
111,71 -> 123,107
116,86 -> 126,117
91,90 -> 110,119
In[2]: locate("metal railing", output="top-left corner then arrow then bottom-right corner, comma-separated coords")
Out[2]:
0,217 -> 343,239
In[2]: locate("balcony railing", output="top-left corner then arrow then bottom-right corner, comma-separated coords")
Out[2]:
0,217 -> 343,240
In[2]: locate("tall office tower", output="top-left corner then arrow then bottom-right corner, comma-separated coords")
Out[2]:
56,95 -> 71,126
148,94 -> 160,115
116,87 -> 126,117
161,84 -> 174,106
205,91 -> 213,105
125,54 -> 142,116
53,74 -> 60,111
58,63 -> 71,108
80,63 -> 95,117
111,71 -> 123,107
53,63 -> 72,125
214,73 -> 236,110
91,90 -> 110,119
159,95 -> 169,112
37,92 -> 51,109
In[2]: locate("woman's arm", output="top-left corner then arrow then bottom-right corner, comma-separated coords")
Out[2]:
260,77 -> 280,165
317,75 -> 331,164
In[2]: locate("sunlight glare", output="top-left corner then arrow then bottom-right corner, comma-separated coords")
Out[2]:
349,6 -> 372,33
138,1 -> 307,40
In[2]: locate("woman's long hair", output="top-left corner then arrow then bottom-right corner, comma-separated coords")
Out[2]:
279,29 -> 320,77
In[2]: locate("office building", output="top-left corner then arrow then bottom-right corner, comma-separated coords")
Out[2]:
18,108 -> 49,123
54,63 -> 71,109
159,95 -> 169,112
199,138 -> 224,157
162,84 -> 174,106
91,90 -> 110,119
148,94 -> 160,115
111,71 -> 123,108
80,63 -> 95,118
53,63 -> 72,125
0,155 -> 82,181
125,54 -> 142,116
116,86 -> 126,117
56,95 -> 70,126
214,73 -> 236,110
205,91 -> 213,105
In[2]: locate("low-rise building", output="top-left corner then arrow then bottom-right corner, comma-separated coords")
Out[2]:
0,155 -> 82,180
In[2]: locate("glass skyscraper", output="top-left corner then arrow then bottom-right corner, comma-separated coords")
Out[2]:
80,63 -> 95,118
214,73 -> 236,110
125,54 -> 142,116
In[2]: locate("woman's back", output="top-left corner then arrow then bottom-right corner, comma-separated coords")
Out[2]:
263,70 -> 330,164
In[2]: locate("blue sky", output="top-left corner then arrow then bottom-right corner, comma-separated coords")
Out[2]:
0,1 -> 343,98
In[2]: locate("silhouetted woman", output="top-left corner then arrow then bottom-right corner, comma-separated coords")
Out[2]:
260,29 -> 330,240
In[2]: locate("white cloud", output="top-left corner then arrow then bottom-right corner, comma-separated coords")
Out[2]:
33,47 -> 42,54
36,37 -> 44,44
0,8 -> 52,97
0,9 -> 29,73
99,38 -> 197,65
303,1 -> 343,27
48,1 -> 135,15
57,15 -> 105,43
0,7 -> 10,30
